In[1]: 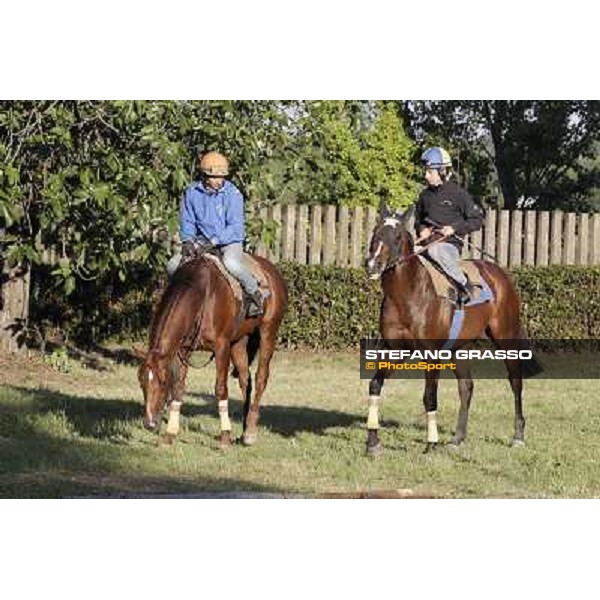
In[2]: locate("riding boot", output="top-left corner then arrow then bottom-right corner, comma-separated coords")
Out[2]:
247,289 -> 266,317
455,278 -> 475,308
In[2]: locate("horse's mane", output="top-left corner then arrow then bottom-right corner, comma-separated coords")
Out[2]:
149,259 -> 208,350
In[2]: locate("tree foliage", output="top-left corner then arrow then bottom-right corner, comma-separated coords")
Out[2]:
0,101 -> 291,294
2,100 -> 600,350
403,100 -> 600,210
286,101 -> 419,209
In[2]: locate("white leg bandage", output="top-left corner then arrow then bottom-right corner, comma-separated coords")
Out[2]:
218,399 -> 232,432
367,395 -> 380,430
426,411 -> 439,443
166,401 -> 182,436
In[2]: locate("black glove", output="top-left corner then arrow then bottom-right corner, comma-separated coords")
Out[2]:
181,241 -> 196,259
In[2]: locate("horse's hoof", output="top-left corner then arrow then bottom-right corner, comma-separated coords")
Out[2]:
366,443 -> 382,458
511,438 -> 525,448
219,432 -> 233,449
158,433 -> 175,447
423,442 -> 438,454
447,441 -> 461,452
242,432 -> 258,446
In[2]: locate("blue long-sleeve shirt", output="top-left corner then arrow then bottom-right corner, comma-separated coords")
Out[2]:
179,180 -> 245,246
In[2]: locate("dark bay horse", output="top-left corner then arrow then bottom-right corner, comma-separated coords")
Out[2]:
365,207 -> 540,456
135,254 -> 287,448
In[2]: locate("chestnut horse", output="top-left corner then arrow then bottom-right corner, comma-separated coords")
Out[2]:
365,206 -> 541,456
136,253 -> 287,447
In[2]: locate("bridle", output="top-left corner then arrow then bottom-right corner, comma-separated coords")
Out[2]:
372,217 -> 450,275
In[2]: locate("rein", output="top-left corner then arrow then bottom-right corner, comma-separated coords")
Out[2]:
382,234 -> 450,274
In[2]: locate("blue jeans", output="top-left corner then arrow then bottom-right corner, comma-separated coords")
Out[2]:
426,242 -> 467,286
221,242 -> 259,294
167,242 -> 258,294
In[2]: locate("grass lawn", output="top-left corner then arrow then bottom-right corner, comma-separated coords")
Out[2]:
1,348 -> 599,498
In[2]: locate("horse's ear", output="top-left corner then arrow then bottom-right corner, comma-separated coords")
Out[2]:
395,204 -> 415,222
132,345 -> 147,360
378,197 -> 390,220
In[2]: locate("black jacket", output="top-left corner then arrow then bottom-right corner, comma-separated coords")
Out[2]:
414,180 -> 483,249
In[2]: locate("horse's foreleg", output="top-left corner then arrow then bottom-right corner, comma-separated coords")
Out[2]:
242,329 -> 275,446
423,370 -> 441,453
230,337 -> 252,430
215,340 -> 233,448
163,357 -> 188,444
366,368 -> 390,457
450,360 -> 474,448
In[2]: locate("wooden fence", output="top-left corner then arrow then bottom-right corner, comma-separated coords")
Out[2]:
38,205 -> 600,268
253,205 -> 600,268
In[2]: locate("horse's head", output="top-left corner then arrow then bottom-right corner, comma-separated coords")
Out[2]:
134,347 -> 172,432
366,205 -> 414,280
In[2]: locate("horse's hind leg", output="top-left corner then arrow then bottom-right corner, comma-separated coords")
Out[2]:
215,339 -> 233,448
242,326 -> 276,446
366,368 -> 391,457
450,360 -> 474,448
230,336 -> 252,433
505,355 -> 525,446
423,369 -> 441,453
487,328 -> 526,447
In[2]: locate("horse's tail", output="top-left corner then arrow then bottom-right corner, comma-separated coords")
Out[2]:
519,334 -> 544,379
231,329 -> 261,378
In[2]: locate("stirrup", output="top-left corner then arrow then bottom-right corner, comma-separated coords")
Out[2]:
455,282 -> 473,308
246,290 -> 265,317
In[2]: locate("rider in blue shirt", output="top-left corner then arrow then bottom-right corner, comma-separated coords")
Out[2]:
168,151 -> 266,315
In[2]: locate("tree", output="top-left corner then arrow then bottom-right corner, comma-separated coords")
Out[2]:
403,100 -> 600,210
0,101 -> 293,351
281,101 -> 419,209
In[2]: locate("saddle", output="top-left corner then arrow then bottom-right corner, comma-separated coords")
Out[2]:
199,251 -> 270,317
417,255 -> 486,306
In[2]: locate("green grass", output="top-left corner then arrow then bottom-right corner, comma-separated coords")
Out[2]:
1,350 -> 599,498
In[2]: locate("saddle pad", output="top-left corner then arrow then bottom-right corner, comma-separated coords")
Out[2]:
417,256 -> 484,301
203,253 -> 269,302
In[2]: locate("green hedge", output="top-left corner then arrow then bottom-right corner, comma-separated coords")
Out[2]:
30,263 -> 600,349
276,263 -> 381,348
277,264 -> 600,347
513,266 -> 600,339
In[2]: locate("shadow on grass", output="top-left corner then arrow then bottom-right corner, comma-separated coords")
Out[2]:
0,386 -> 291,498
4,384 -> 371,441
187,391 -> 370,438
2,385 -> 143,440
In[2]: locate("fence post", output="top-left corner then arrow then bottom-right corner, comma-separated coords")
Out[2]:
577,213 -> 589,266
471,229 -> 483,259
295,204 -> 308,265
524,210 -> 536,266
309,204 -> 322,265
350,206 -> 363,268
564,213 -> 576,265
484,209 -> 497,262
268,204 -> 281,262
497,210 -> 509,267
509,210 -> 523,267
590,214 -> 600,265
365,206 -> 377,251
336,206 -> 349,267
323,205 -> 336,265
550,210 -> 563,265
536,211 -> 549,266
281,204 -> 296,261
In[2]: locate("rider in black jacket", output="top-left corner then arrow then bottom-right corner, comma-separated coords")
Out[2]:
414,147 -> 484,306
